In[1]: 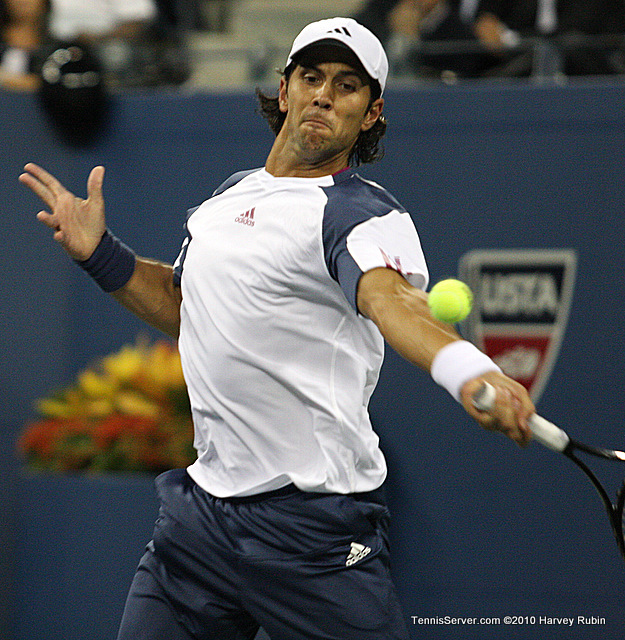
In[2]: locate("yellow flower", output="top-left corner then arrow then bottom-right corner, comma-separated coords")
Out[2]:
86,398 -> 115,418
102,344 -> 145,383
165,349 -> 186,387
146,342 -> 186,388
115,391 -> 161,418
35,398 -> 75,419
78,370 -> 118,398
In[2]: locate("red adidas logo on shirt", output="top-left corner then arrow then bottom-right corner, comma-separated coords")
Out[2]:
235,207 -> 255,227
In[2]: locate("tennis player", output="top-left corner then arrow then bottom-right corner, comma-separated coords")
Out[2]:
20,16 -> 534,640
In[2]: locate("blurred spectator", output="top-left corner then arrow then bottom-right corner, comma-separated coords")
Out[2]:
48,0 -> 157,43
0,0 -> 49,90
354,0 -> 491,79
474,0 -> 625,77
472,0 -> 543,76
47,0 -> 189,87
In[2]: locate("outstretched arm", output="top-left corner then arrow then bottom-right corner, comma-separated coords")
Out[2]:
19,163 -> 182,338
111,257 -> 182,339
357,267 -> 533,446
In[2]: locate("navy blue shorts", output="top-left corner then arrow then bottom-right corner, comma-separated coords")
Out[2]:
116,469 -> 409,640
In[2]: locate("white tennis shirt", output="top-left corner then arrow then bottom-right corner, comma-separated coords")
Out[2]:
174,167 -> 428,497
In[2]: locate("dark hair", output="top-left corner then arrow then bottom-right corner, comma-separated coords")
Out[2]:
255,63 -> 387,166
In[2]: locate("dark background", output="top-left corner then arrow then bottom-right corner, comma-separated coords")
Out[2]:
2,80 -> 625,639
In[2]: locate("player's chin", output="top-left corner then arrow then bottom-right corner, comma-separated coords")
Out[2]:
299,135 -> 334,159
300,128 -> 331,147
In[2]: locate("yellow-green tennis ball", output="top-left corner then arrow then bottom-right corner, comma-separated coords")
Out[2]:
428,279 -> 473,323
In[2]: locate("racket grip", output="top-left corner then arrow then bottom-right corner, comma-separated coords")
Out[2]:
472,382 -> 570,452
528,414 -> 570,452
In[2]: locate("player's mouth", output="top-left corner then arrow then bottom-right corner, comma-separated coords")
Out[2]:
302,117 -> 332,130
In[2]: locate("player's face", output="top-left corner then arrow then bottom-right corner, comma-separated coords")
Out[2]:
278,62 -> 383,166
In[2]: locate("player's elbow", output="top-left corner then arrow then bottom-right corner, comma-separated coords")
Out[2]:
357,267 -> 426,324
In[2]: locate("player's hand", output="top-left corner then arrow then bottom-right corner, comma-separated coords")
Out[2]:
19,163 -> 107,261
461,371 -> 534,447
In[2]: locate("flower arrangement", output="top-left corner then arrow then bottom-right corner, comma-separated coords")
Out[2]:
18,338 -> 196,473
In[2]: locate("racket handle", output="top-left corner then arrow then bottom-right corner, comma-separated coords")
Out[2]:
472,382 -> 570,452
528,414 -> 570,452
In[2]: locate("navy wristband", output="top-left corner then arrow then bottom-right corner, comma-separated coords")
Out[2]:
75,230 -> 136,293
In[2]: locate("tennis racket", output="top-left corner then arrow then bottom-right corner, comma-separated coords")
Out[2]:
473,381 -> 625,561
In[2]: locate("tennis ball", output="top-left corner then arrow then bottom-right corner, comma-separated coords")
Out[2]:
427,279 -> 473,323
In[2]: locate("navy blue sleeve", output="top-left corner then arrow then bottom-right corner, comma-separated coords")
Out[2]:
172,206 -> 199,287
321,172 -> 408,311
332,250 -> 363,313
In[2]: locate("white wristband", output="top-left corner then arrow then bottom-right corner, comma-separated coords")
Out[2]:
431,341 -> 501,402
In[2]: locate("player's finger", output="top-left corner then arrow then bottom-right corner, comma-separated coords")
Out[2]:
468,378 -> 532,446
87,166 -> 105,204
23,162 -> 66,196
35,210 -> 58,230
507,416 -> 531,447
516,412 -> 532,445
497,393 -> 531,446
19,171 -> 56,208
481,387 -> 530,446
508,387 -> 534,445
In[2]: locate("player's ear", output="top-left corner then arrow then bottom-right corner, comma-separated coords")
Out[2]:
361,97 -> 384,132
278,76 -> 289,113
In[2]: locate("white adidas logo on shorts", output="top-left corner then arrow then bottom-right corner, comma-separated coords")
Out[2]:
345,541 -> 371,566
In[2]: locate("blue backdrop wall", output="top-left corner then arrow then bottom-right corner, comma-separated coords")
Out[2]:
2,80 -> 625,640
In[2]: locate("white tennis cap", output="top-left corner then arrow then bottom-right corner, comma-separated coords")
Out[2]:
286,17 -> 389,93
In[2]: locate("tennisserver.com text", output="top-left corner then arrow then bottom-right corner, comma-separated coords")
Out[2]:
411,615 -> 606,627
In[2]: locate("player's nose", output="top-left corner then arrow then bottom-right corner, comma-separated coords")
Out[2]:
312,82 -> 333,109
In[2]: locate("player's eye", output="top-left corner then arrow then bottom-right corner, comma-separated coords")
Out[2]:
301,71 -> 320,84
337,76 -> 362,93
